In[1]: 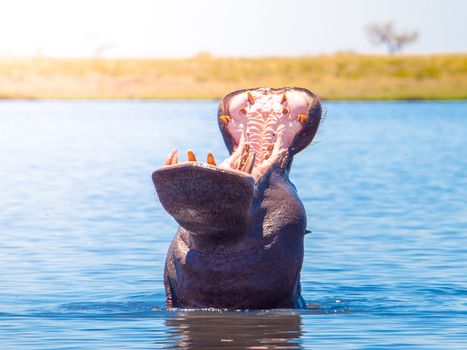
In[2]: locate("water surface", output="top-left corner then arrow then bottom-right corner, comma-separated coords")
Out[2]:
0,101 -> 466,349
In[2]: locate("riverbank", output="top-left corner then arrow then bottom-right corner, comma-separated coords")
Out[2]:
0,54 -> 466,100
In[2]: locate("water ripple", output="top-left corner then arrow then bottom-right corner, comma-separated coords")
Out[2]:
1,101 -> 466,348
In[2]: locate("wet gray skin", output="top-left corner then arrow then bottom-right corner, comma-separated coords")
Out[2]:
153,87 -> 322,309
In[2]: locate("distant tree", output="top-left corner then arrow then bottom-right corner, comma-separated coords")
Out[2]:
93,42 -> 115,58
367,22 -> 419,54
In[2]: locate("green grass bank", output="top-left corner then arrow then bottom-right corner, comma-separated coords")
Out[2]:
0,54 -> 466,100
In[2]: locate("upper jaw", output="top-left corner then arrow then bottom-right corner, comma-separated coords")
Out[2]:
217,87 -> 319,179
160,87 -> 321,182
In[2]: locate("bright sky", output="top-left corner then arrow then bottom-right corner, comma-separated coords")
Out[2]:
0,0 -> 465,57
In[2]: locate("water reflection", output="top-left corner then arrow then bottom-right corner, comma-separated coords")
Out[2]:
164,311 -> 303,349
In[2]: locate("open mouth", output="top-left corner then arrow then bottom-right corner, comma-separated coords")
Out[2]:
153,87 -> 321,237
162,87 -> 320,181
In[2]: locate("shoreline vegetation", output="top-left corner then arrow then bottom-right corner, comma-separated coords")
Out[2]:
0,54 -> 466,100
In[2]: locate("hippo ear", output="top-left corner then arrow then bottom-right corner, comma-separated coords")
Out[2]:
153,163 -> 255,239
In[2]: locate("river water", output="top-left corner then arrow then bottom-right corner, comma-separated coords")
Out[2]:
0,101 -> 466,349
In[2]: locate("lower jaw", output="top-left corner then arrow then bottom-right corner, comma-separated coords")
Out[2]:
163,146 -> 288,182
218,140 -> 288,180
222,150 -> 288,181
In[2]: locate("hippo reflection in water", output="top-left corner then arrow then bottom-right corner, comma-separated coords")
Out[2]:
153,87 -> 322,309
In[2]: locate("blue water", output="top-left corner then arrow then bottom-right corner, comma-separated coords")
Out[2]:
0,100 -> 466,349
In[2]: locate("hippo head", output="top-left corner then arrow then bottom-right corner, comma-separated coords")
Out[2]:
153,87 -> 321,240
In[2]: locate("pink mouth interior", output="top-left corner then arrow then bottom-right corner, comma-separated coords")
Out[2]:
219,88 -> 310,178
162,88 -> 311,180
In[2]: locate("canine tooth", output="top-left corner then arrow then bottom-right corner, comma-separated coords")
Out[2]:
171,150 -> 178,165
207,151 -> 216,165
281,93 -> 287,104
240,108 -> 247,114
238,159 -> 245,170
164,149 -> 178,165
238,143 -> 250,170
243,152 -> 256,174
247,91 -> 255,105
187,149 -> 197,162
219,115 -> 231,125
298,114 -> 308,125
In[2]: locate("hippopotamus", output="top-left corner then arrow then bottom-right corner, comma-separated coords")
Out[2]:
152,87 -> 322,309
